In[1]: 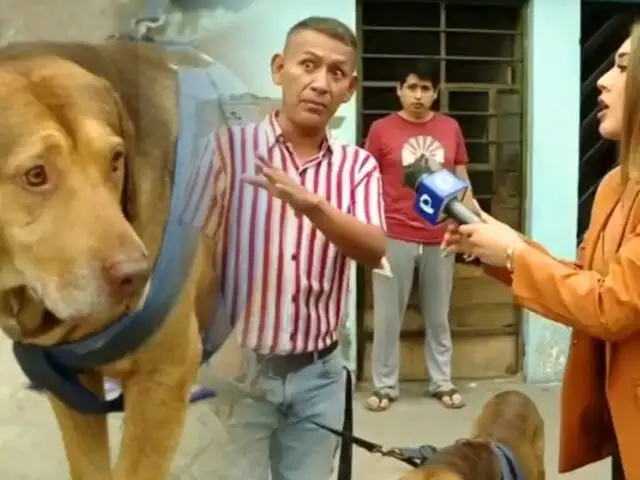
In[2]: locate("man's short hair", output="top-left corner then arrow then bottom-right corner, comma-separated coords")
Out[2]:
396,60 -> 441,89
286,16 -> 358,50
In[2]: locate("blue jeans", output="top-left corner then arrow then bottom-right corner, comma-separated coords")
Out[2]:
219,347 -> 346,480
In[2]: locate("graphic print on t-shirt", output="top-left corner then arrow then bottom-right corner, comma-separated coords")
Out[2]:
401,135 -> 445,171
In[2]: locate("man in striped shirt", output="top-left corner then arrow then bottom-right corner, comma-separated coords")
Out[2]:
207,16 -> 386,480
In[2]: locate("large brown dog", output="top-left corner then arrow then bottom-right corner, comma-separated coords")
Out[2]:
399,390 -> 545,480
0,40 -> 238,479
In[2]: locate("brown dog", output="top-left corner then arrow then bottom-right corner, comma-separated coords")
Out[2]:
0,40 -> 240,479
399,390 -> 545,480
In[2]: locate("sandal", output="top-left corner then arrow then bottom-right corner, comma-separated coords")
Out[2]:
365,390 -> 395,412
431,388 -> 466,409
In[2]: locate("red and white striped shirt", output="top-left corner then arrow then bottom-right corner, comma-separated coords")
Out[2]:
187,112 -> 384,354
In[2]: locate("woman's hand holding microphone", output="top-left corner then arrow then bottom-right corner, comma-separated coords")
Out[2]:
441,201 -> 526,268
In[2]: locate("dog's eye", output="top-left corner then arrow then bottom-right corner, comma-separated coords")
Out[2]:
111,150 -> 125,173
23,165 -> 48,188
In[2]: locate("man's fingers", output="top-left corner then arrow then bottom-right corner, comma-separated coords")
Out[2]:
241,174 -> 269,188
255,155 -> 270,167
254,157 -> 273,176
259,163 -> 287,185
258,164 -> 276,180
273,182 -> 291,195
256,155 -> 271,168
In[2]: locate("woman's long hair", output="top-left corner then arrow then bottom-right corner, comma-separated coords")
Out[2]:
620,22 -> 640,183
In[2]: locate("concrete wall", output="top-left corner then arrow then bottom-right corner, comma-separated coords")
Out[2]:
522,0 -> 581,383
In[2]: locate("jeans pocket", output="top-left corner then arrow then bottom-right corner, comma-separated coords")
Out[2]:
318,351 -> 344,380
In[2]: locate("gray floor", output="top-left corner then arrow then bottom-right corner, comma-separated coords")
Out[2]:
0,335 -> 609,479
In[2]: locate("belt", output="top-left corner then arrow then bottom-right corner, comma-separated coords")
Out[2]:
256,342 -> 338,377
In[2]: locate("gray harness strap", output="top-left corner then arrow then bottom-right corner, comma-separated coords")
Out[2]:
411,438 -> 523,479
489,442 -> 525,480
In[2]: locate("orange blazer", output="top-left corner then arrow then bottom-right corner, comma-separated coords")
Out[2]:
485,167 -> 640,478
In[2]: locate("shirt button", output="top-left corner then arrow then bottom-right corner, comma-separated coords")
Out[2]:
292,253 -> 297,261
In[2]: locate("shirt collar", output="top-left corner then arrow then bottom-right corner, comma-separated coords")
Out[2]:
261,110 -> 336,155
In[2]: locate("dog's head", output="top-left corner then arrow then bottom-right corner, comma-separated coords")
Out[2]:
398,468 -> 463,480
0,56 -> 150,328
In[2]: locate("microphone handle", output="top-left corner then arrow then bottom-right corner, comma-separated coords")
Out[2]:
445,199 -> 481,225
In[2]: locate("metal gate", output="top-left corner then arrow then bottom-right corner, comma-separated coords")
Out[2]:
357,0 -> 526,381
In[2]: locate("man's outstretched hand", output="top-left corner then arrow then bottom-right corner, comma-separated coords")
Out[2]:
242,156 -> 322,215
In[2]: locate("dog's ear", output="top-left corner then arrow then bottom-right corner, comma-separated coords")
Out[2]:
118,97 -> 137,222
102,80 -> 137,222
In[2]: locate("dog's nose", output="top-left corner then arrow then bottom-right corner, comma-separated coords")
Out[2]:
103,254 -> 151,299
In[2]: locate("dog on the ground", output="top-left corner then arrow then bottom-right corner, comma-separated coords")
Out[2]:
399,390 -> 545,480
0,40 -> 240,479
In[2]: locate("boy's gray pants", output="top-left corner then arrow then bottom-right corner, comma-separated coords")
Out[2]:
371,237 -> 455,397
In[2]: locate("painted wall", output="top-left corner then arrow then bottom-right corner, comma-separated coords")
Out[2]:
522,0 -> 581,383
162,0 -> 359,372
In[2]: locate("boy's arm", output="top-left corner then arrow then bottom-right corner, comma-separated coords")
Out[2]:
451,121 -> 477,209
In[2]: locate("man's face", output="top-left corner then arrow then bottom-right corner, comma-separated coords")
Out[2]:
271,29 -> 357,129
397,74 -> 438,118
597,38 -> 630,140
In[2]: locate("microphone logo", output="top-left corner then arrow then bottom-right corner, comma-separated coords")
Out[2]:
433,172 -> 455,191
418,194 -> 435,216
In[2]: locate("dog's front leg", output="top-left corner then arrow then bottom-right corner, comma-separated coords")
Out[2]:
113,319 -> 201,480
49,371 -> 112,479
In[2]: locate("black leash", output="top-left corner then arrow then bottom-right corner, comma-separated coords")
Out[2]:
211,370 -> 438,476
318,371 -> 437,470
337,368 -> 353,479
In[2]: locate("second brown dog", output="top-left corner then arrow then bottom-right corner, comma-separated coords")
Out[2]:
399,389 -> 545,480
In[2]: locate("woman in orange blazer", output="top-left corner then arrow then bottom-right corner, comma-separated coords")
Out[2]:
443,32 -> 640,480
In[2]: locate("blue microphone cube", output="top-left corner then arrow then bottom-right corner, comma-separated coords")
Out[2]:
414,170 -> 468,225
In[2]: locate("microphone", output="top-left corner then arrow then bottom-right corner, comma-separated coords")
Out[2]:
403,156 -> 480,225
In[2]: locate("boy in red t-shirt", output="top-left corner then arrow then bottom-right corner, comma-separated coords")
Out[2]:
364,60 -> 475,411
